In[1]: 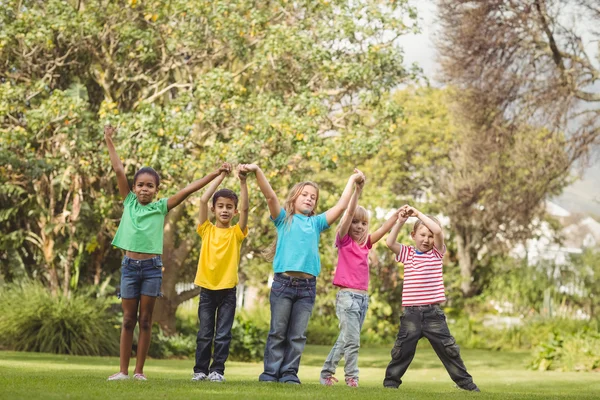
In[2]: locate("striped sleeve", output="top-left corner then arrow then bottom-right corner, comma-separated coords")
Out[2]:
394,244 -> 412,263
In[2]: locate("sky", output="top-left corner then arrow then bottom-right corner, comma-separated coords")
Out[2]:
398,1 -> 600,216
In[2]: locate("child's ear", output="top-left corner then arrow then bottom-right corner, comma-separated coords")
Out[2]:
210,206 -> 215,213
410,231 -> 416,240
234,209 -> 239,215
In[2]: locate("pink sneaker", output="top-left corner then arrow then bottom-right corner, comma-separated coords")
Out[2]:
133,373 -> 147,381
319,376 -> 338,386
345,377 -> 359,387
107,372 -> 129,381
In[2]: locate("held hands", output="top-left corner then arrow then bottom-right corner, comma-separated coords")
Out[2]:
351,168 -> 366,187
398,204 -> 420,219
237,163 -> 259,175
236,164 -> 248,182
218,162 -> 232,176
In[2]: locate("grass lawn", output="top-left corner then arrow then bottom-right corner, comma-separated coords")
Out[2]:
1,343 -> 598,399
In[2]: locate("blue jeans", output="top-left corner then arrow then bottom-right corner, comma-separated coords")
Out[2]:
321,290 -> 369,380
119,256 -> 163,299
193,287 -> 237,375
383,304 -> 477,390
259,273 -> 316,384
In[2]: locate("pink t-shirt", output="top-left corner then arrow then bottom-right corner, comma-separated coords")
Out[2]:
332,233 -> 372,291
395,244 -> 447,306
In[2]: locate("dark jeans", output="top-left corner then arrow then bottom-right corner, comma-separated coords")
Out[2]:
383,304 -> 477,390
259,273 -> 316,384
193,287 -> 237,375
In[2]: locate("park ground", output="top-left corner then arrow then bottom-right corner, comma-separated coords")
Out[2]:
1,343 -> 599,400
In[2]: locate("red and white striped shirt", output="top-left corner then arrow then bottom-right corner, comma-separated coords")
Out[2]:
395,244 -> 446,306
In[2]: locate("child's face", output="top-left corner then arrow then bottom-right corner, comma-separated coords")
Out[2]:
293,185 -> 318,215
212,197 -> 238,226
349,218 -> 368,241
411,224 -> 434,252
133,173 -> 159,205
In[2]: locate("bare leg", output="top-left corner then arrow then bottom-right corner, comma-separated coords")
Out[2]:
134,295 -> 157,375
120,298 -> 140,374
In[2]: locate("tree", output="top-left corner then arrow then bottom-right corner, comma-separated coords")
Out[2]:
1,0 -> 418,331
437,0 -> 600,165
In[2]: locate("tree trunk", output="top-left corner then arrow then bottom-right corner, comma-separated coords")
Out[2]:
153,205 -> 197,335
455,229 -> 478,297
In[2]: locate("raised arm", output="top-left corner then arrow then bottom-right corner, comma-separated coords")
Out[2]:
325,169 -> 365,226
370,211 -> 400,245
167,163 -> 231,211
240,164 -> 280,220
198,170 -> 229,225
407,206 -> 444,250
237,165 -> 249,232
338,182 -> 363,239
386,209 -> 408,256
104,125 -> 130,199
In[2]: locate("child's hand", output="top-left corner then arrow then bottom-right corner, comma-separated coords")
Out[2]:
238,163 -> 259,174
219,162 -> 232,175
396,208 -> 409,223
403,205 -> 419,218
236,164 -> 247,181
351,168 -> 365,184
104,125 -> 117,141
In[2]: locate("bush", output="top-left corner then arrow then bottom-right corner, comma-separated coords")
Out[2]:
147,325 -> 196,359
229,309 -> 269,362
530,330 -> 600,372
0,281 -> 119,356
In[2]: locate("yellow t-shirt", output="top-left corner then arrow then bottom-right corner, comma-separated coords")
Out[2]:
194,220 -> 248,290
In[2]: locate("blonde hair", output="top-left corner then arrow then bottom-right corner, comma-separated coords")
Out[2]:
412,215 -> 441,235
262,181 -> 320,261
337,205 -> 370,247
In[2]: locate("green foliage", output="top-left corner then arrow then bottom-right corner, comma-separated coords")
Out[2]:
229,308 -> 269,362
530,330 -> 600,372
0,281 -> 119,355
147,326 -> 196,359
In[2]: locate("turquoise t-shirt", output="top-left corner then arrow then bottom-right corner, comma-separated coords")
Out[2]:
271,208 -> 330,276
112,192 -> 168,254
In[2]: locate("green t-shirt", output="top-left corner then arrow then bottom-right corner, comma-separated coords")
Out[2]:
112,192 -> 169,254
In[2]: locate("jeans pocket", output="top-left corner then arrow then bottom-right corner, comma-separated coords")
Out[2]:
391,331 -> 408,360
271,280 -> 286,296
442,337 -> 460,358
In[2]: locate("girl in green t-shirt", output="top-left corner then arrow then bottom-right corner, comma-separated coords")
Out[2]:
104,125 -> 231,381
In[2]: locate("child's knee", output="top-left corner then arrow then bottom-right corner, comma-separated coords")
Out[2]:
122,316 -> 137,331
138,315 -> 152,331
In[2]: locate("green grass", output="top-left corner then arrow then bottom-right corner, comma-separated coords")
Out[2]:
1,343 -> 599,399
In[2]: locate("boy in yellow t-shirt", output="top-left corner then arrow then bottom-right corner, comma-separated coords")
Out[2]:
192,164 -> 249,383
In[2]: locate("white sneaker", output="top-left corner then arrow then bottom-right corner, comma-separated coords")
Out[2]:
133,373 -> 147,381
107,372 -> 130,381
208,371 -> 225,382
192,372 -> 208,382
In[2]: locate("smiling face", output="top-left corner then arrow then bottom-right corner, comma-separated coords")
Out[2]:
212,197 -> 238,227
411,224 -> 434,253
132,172 -> 159,205
349,217 -> 368,242
293,184 -> 318,215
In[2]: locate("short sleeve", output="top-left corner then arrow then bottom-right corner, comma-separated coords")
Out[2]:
335,233 -> 352,248
394,244 -> 412,263
124,191 -> 137,205
315,212 -> 330,232
432,244 -> 446,259
196,219 -> 213,239
158,198 -> 168,215
271,208 -> 286,227
234,223 -> 249,241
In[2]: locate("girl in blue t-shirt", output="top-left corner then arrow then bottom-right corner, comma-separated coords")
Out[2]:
239,163 -> 365,384
104,125 -> 230,381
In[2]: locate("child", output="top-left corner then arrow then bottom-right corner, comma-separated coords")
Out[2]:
383,205 -> 480,392
192,165 -> 249,383
104,125 -> 229,381
240,164 -> 365,384
320,180 -> 398,387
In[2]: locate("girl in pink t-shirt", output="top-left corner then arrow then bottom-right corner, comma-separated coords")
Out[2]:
320,179 -> 397,387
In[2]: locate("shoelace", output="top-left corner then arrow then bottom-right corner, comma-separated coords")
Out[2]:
324,376 -> 338,386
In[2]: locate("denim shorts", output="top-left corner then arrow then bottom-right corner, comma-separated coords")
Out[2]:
119,256 -> 163,299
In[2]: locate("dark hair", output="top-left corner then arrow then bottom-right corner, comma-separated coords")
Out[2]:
133,167 -> 160,187
212,188 -> 238,207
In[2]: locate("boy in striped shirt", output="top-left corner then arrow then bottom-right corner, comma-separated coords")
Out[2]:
383,205 -> 479,392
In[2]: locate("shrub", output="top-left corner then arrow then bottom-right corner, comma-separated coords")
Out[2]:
229,309 -> 269,362
529,330 -> 600,372
0,281 -> 119,356
147,325 -> 196,359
